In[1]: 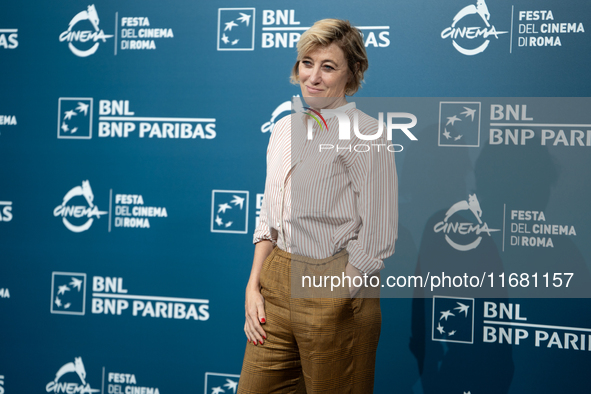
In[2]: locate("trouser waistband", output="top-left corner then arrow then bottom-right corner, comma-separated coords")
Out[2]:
274,246 -> 348,265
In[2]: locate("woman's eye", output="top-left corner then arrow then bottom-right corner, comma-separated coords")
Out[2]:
323,65 -> 335,71
302,60 -> 312,66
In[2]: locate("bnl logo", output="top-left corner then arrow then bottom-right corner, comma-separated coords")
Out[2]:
204,372 -> 239,394
58,98 -> 93,139
432,296 -> 474,344
211,190 -> 249,234
50,272 -> 86,315
438,102 -> 481,147
217,8 -> 255,51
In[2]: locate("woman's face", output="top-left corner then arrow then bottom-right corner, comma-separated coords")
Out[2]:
298,43 -> 350,109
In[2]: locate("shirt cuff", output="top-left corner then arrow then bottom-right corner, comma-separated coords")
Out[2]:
253,233 -> 277,246
345,240 -> 385,276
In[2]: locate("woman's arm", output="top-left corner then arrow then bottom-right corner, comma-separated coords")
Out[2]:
244,115 -> 286,343
345,119 -> 398,292
244,240 -> 274,345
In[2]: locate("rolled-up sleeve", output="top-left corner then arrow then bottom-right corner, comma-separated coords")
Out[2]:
345,132 -> 398,276
253,190 -> 277,245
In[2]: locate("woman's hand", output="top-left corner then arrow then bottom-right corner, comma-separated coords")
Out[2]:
345,262 -> 362,298
244,240 -> 274,345
244,284 -> 267,345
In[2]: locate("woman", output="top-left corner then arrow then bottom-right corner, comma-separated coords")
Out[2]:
238,19 -> 398,394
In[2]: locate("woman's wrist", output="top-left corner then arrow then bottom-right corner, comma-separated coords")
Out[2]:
346,262 -> 362,277
246,280 -> 260,292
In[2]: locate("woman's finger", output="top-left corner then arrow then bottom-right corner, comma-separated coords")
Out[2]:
245,300 -> 266,344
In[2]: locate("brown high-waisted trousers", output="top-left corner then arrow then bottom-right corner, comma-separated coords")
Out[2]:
238,246 -> 381,394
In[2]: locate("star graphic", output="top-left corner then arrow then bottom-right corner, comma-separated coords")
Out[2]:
76,102 -> 89,116
64,110 -> 77,121
211,387 -> 224,394
221,33 -> 229,44
218,203 -> 231,214
64,303 -> 71,309
448,330 -> 456,336
55,297 -> 62,307
231,39 -> 239,45
446,115 -> 461,126
442,129 -> 451,139
224,379 -> 238,393
231,195 -> 245,209
454,135 -> 463,141
225,221 -> 233,228
237,13 -> 251,26
61,122 -> 69,132
70,277 -> 83,291
436,322 -> 445,334
454,302 -> 470,317
461,107 -> 476,121
224,20 -> 238,31
440,310 -> 455,321
57,284 -> 70,295
71,127 -> 78,134
215,215 -> 223,226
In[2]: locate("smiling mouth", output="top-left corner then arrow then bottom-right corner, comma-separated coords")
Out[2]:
306,85 -> 323,93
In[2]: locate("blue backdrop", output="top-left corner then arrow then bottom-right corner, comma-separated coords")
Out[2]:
1,1 -> 590,393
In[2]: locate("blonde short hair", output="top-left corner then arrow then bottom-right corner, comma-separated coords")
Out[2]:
290,19 -> 368,96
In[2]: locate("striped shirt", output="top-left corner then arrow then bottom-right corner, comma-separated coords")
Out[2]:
253,101 -> 398,275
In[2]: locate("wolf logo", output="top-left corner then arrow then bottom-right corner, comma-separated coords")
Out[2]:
444,194 -> 483,224
54,180 -> 107,232
62,180 -> 95,208
46,357 -> 99,393
434,193 -> 499,251
60,4 -> 113,57
452,0 -> 491,28
68,5 -> 100,32
54,357 -> 87,385
261,101 -> 291,134
441,0 -> 507,56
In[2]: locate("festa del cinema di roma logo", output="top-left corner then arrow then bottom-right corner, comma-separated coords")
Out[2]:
46,357 -> 99,393
59,4 -> 113,57
441,0 -> 507,55
434,194 -> 499,251
53,181 -> 107,233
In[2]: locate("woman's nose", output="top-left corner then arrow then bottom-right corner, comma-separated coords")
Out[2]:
309,66 -> 322,84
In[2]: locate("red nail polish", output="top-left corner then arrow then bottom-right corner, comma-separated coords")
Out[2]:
261,318 -> 266,323
254,340 -> 257,345
263,335 -> 267,339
